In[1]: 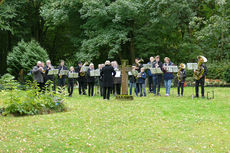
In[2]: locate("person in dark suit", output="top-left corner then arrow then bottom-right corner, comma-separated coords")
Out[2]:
152,55 -> 163,96
32,61 -> 45,92
68,66 -> 75,97
75,62 -> 87,95
98,64 -> 105,96
57,60 -> 68,88
44,60 -> 56,91
87,63 -> 95,97
100,61 -> 116,100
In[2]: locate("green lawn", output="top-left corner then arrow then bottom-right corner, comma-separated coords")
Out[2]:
0,87 -> 230,152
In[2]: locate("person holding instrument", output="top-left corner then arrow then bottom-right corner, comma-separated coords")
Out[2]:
44,60 -> 56,91
32,61 -> 45,92
194,56 -> 207,98
162,57 -> 174,96
57,60 -> 68,89
147,56 -> 155,93
87,63 -> 95,97
67,66 -> 75,97
75,62 -> 87,95
152,55 -> 163,96
177,63 -> 186,97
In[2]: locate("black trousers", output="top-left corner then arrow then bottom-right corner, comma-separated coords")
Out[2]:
68,82 -> 74,96
113,84 -> 121,95
58,77 -> 66,87
177,82 -> 184,96
88,82 -> 95,96
78,81 -> 86,95
195,78 -> 205,97
103,87 -> 112,100
148,76 -> 153,92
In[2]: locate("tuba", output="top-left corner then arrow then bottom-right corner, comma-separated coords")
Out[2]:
193,56 -> 207,80
80,62 -> 89,77
177,63 -> 185,82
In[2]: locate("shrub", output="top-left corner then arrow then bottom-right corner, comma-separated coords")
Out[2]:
1,81 -> 66,116
224,68 -> 230,83
7,40 -> 49,80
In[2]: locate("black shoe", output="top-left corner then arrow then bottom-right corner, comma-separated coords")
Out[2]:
157,93 -> 161,96
69,95 -> 72,97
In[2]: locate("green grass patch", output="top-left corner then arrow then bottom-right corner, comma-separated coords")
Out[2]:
0,87 -> 230,152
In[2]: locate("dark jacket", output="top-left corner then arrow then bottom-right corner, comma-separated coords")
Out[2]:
100,65 -> 116,87
129,75 -> 137,83
163,62 -> 174,80
146,61 -> 154,77
75,66 -> 86,82
138,72 -> 146,84
44,65 -> 55,81
68,71 -> 75,84
201,63 -> 207,79
178,69 -> 186,83
152,61 -> 163,77
87,69 -> 95,83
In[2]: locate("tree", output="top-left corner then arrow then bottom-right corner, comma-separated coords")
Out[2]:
7,40 -> 49,79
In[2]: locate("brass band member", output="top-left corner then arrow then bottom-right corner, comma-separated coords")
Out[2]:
129,65 -> 138,96
32,61 -> 45,92
163,57 -> 174,96
147,56 -> 155,93
87,63 -> 95,97
44,60 -> 55,91
112,61 -> 121,95
177,63 -> 186,96
134,57 -> 143,94
100,60 -> 116,100
75,62 -> 87,95
98,64 -> 105,97
68,66 -> 75,97
194,56 -> 207,98
152,55 -> 163,96
57,60 -> 68,88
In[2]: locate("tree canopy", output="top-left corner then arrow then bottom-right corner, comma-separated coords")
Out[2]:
1,0 -> 230,76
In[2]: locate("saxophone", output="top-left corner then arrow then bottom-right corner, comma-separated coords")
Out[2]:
193,56 -> 205,80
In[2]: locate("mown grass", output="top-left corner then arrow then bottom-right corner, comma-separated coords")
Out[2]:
0,87 -> 230,152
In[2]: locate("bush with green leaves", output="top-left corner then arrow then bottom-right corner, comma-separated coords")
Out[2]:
1,81 -> 66,116
7,40 -> 49,79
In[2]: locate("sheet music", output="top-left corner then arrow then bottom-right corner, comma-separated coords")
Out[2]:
68,72 -> 79,78
187,63 -> 198,70
60,70 -> 69,75
143,64 -> 152,69
115,71 -> 121,78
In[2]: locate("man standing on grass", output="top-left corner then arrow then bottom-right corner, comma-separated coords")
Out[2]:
32,61 -> 45,92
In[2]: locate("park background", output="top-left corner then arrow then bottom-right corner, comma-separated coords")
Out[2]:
0,0 -> 230,83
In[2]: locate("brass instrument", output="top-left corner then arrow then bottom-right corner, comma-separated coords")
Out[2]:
177,63 -> 185,82
131,69 -> 138,79
193,56 -> 206,80
80,62 -> 89,77
136,58 -> 144,67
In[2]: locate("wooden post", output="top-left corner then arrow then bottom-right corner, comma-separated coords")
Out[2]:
116,59 -> 133,100
121,60 -> 129,95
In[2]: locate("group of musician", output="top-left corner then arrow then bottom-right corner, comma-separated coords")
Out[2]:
32,55 -> 207,100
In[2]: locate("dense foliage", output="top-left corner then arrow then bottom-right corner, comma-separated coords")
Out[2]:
7,40 -> 49,80
1,0 -> 230,77
0,74 -> 66,116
